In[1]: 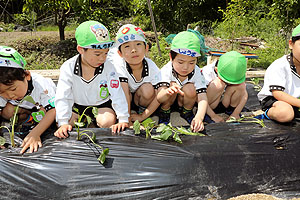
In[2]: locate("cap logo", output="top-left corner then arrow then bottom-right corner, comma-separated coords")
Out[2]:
178,49 -> 197,57
121,27 -> 130,34
90,24 -> 109,42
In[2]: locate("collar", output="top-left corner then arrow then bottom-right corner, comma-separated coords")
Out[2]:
172,65 -> 195,81
25,77 -> 34,96
74,54 -> 104,77
287,53 -> 300,79
125,58 -> 149,77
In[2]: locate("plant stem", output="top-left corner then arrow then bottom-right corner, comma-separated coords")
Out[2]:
10,105 -> 20,148
79,130 -> 104,151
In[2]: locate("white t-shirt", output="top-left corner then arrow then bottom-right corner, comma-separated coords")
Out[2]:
0,73 -> 56,111
201,61 -> 218,86
55,54 -> 129,127
156,61 -> 207,94
107,47 -> 160,93
257,54 -> 300,101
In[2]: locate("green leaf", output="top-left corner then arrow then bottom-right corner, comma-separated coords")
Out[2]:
22,95 -> 35,104
74,122 -> 85,127
151,134 -> 163,141
73,107 -> 79,114
141,118 -> 154,128
176,127 -> 205,136
91,133 -> 96,143
86,115 -> 92,126
98,148 -> 109,164
160,130 -> 172,140
0,136 -> 6,146
156,123 -> 170,133
173,132 -> 182,144
92,107 -> 98,118
133,120 -> 141,135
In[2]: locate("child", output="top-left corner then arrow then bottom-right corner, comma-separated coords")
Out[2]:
256,24 -> 300,123
108,24 -> 160,122
0,46 -> 56,154
54,21 -> 129,138
202,51 -> 248,123
156,30 -> 208,132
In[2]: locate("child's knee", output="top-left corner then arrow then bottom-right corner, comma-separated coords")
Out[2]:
1,103 -> 16,120
96,113 -> 116,128
271,102 -> 294,122
182,83 -> 196,98
139,83 -> 155,100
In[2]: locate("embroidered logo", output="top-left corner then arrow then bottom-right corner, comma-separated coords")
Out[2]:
90,24 -> 109,42
110,79 -> 119,88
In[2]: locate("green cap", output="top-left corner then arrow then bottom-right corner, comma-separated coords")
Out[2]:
116,24 -> 146,48
0,46 -> 27,69
75,21 -> 114,49
292,24 -> 300,37
171,31 -> 201,57
217,51 -> 247,84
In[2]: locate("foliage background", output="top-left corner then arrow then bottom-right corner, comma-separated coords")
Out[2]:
0,0 -> 300,69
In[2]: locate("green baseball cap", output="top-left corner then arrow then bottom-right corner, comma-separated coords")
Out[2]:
75,21 -> 114,49
217,51 -> 247,84
116,24 -> 146,48
292,24 -> 300,37
171,31 -> 201,57
0,46 -> 27,69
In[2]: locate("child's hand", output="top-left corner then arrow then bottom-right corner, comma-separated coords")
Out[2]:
54,124 -> 72,139
191,117 -> 204,132
227,113 -> 241,121
130,113 -> 144,123
20,133 -> 42,154
111,122 -> 129,134
166,84 -> 184,96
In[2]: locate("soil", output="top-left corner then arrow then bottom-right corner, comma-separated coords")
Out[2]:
0,31 -> 75,45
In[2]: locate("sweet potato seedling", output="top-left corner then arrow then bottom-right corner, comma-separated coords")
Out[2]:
134,118 -> 205,143
73,106 -> 109,164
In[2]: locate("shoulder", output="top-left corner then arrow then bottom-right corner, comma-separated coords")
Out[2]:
145,57 -> 160,72
266,55 -> 289,73
60,54 -> 79,71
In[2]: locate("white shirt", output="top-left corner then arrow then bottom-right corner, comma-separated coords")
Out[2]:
0,73 -> 56,111
157,61 -> 207,93
258,54 -> 300,101
107,47 -> 160,93
55,54 -> 129,127
201,61 -> 218,85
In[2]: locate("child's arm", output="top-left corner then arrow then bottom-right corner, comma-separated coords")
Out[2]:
191,93 -> 208,132
157,83 -> 184,103
120,82 -> 131,120
273,90 -> 300,107
20,108 -> 56,154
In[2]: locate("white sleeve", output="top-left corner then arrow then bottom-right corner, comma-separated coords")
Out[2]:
0,96 -> 7,109
39,77 -> 56,109
55,62 -> 75,127
106,62 -> 129,123
265,60 -> 287,90
201,61 -> 217,85
194,68 -> 207,93
156,62 -> 172,88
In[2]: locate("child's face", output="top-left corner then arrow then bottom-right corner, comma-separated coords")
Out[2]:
289,39 -> 300,65
77,46 -> 109,68
172,53 -> 197,77
118,41 -> 148,66
0,75 -> 30,100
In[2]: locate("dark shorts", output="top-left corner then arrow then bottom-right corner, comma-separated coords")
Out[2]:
213,102 -> 235,114
260,96 -> 300,118
73,100 -> 113,121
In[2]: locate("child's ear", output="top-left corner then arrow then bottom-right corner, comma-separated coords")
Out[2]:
77,45 -> 84,54
169,52 -> 173,61
289,39 -> 294,50
25,70 -> 31,81
117,49 -> 123,57
145,43 -> 149,53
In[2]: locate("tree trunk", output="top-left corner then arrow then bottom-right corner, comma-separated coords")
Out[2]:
58,21 -> 65,41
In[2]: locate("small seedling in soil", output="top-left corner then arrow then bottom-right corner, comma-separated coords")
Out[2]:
134,118 -> 205,143
73,106 -> 109,164
226,116 -> 266,128
247,77 -> 263,92
0,95 -> 36,148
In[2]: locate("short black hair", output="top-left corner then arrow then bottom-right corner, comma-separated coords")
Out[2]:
0,67 -> 28,86
292,36 -> 300,43
170,50 -> 178,60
